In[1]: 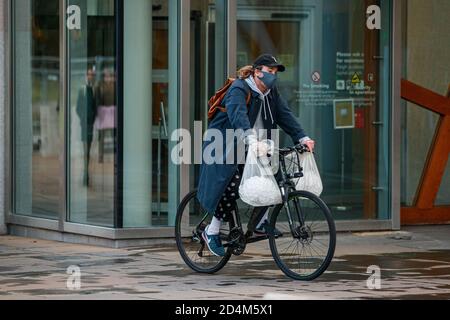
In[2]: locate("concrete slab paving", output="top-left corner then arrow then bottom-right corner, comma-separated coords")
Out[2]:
0,226 -> 450,300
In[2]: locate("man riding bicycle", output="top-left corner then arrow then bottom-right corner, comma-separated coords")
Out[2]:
197,54 -> 316,257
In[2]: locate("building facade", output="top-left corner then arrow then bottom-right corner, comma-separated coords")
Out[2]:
0,0 -> 448,246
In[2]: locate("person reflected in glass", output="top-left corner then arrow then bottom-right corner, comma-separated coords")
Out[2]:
76,67 -> 96,187
94,68 -> 116,164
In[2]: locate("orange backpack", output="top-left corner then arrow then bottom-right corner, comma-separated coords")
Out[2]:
207,78 -> 252,120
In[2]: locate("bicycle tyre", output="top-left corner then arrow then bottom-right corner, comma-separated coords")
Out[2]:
269,190 -> 336,281
175,190 -> 232,274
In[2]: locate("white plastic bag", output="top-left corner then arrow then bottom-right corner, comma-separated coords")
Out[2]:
239,141 -> 282,207
295,152 -> 323,197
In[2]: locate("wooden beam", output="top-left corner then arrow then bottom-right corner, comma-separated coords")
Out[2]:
401,79 -> 450,116
415,116 -> 450,209
401,207 -> 450,225
401,80 -> 450,219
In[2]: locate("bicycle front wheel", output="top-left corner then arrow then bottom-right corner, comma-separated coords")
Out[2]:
175,190 -> 232,274
269,190 -> 336,281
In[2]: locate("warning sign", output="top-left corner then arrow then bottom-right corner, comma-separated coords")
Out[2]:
352,73 -> 361,84
311,71 -> 321,83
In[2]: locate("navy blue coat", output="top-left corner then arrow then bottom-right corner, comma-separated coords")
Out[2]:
196,79 -> 308,214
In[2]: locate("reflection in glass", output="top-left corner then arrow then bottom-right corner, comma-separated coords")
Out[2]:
13,0 -> 61,219
75,68 -> 96,187
68,0 -> 116,227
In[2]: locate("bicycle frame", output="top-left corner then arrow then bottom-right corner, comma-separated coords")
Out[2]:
278,148 -> 307,236
192,145 -> 310,251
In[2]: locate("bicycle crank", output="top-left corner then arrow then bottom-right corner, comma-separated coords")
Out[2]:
229,229 -> 246,256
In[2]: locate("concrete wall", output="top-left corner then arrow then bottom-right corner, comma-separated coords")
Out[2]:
0,0 -> 7,235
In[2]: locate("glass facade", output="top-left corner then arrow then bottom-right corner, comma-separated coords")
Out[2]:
68,0 -> 117,227
235,0 -> 392,220
401,0 -> 450,207
11,0 -> 432,241
189,0 -> 227,195
12,0 -> 61,220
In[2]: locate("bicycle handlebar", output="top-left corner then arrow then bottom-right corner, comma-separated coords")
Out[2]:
275,144 -> 311,155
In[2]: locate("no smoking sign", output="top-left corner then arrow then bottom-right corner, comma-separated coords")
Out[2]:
311,71 -> 321,83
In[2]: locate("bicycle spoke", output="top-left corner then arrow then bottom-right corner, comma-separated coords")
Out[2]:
176,191 -> 231,273
314,238 -> 329,251
271,191 -> 335,280
281,238 -> 297,256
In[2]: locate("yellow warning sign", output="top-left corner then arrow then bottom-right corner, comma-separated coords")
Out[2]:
352,73 -> 361,84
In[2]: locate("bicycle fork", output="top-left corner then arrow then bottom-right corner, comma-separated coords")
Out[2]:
281,187 -> 306,237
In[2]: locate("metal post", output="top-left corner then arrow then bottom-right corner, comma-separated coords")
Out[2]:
391,0 -> 403,230
340,129 -> 345,207
60,0 -> 68,231
0,0 -> 7,234
157,101 -> 168,220
173,0 -> 190,227
226,0 -> 237,78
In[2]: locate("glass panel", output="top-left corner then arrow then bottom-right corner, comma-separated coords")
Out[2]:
436,164 -> 450,206
13,0 -> 61,219
68,0 -> 116,227
122,0 -> 179,227
401,104 -> 439,206
189,1 -> 250,222
236,0 -> 392,220
401,0 -> 450,207
404,0 -> 450,95
189,0 -> 226,190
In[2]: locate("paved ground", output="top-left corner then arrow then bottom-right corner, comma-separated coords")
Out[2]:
0,225 -> 450,300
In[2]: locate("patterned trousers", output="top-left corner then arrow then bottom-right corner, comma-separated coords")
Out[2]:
214,165 -> 244,222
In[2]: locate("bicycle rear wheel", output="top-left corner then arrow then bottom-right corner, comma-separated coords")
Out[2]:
175,190 -> 232,274
269,190 -> 336,281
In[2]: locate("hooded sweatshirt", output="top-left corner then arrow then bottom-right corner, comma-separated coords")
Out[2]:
244,75 -> 311,145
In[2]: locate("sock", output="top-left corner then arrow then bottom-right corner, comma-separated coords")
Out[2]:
256,209 -> 270,229
207,216 -> 222,235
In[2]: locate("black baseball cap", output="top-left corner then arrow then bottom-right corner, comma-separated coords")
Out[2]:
253,54 -> 286,72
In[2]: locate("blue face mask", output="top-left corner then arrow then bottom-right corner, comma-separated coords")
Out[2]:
257,71 -> 278,90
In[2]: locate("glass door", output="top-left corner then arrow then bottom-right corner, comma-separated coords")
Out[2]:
12,0 -> 62,220
235,0 -> 392,220
189,0 -> 228,192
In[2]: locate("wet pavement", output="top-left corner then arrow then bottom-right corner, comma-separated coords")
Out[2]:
0,225 -> 450,300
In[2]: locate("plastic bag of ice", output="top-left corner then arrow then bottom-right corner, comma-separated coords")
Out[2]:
239,141 -> 282,207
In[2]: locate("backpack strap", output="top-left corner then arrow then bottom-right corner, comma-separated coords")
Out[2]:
208,79 -> 253,120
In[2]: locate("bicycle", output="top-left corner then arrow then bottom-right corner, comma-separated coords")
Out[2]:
175,144 -> 336,281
